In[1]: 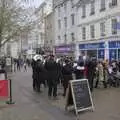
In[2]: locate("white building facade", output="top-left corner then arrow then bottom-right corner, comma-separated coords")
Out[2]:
76,0 -> 120,61
44,12 -> 55,54
53,0 -> 78,57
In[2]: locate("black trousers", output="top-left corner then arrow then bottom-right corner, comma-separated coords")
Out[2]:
48,81 -> 57,97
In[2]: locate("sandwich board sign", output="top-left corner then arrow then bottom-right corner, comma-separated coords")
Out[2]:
65,79 -> 94,115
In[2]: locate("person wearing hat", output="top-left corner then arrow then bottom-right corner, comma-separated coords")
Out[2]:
32,55 -> 45,92
45,55 -> 59,99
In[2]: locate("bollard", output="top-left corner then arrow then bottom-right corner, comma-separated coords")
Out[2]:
6,79 -> 15,104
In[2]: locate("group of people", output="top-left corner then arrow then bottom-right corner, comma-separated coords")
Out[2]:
31,54 -> 120,99
13,58 -> 31,72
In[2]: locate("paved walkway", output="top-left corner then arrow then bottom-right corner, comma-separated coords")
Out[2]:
0,68 -> 120,120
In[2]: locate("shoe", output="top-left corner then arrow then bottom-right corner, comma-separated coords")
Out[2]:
53,96 -> 59,100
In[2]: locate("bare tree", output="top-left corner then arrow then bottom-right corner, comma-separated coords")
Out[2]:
0,0 -> 34,52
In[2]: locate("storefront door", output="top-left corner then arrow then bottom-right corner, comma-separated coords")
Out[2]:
87,50 -> 97,58
109,49 -> 117,61
98,49 -> 104,60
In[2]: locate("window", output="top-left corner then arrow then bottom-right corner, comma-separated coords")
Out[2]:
82,5 -> 86,18
71,33 -> 75,41
58,36 -> 61,41
112,18 -> 117,35
112,0 -> 117,6
71,14 -> 75,25
109,0 -> 117,7
58,6 -> 60,16
64,2 -> 67,11
64,34 -> 67,43
82,27 -> 86,40
90,1 -> 95,15
58,20 -> 61,29
71,0 -> 74,8
100,22 -> 106,36
100,0 -> 106,11
90,25 -> 95,38
64,17 -> 67,28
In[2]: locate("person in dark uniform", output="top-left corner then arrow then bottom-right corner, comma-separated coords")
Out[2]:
87,58 -> 97,92
45,55 -> 59,99
35,58 -> 46,92
31,59 -> 37,91
62,59 -> 73,96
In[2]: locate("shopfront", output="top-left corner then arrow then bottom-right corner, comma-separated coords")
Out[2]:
55,44 -> 75,57
109,41 -> 120,61
79,42 -> 105,60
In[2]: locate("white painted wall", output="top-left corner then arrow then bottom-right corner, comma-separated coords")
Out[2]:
77,0 -> 120,42
54,0 -> 77,45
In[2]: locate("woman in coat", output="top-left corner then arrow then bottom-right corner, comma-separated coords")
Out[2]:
95,61 -> 107,88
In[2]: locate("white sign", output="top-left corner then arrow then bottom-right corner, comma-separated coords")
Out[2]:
6,58 -> 11,66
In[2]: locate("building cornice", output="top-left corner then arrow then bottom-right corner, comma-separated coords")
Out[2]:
53,0 -> 69,9
76,35 -> 120,44
75,0 -> 92,8
78,11 -> 120,27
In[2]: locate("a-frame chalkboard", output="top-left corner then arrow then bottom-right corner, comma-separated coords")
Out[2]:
65,79 -> 94,115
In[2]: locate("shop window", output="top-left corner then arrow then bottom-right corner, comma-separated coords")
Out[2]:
109,49 -> 117,61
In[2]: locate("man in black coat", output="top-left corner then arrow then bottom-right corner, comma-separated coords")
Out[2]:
35,59 -> 46,92
45,55 -> 59,99
87,58 -> 97,92
62,59 -> 73,96
31,59 -> 37,91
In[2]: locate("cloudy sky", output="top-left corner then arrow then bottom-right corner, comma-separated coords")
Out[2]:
22,0 -> 44,8
29,0 -> 44,7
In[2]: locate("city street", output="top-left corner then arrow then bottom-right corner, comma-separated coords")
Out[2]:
0,68 -> 120,120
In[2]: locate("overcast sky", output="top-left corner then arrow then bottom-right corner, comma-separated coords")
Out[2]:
30,0 -> 44,7
23,0 -> 44,8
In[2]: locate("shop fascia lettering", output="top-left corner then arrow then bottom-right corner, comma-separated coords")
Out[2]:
79,42 -> 104,50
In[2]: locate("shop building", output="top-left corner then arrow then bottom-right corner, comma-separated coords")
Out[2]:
53,0 -> 77,57
76,0 -> 120,60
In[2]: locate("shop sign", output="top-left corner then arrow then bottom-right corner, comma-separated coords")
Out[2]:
79,42 -> 105,50
55,45 -> 74,53
109,41 -> 120,48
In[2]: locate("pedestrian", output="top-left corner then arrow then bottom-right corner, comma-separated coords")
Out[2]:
35,57 -> 46,92
87,58 -> 97,92
62,59 -> 73,96
95,61 -> 107,88
74,61 -> 85,79
45,55 -> 59,99
23,62 -> 27,72
31,59 -> 37,91
17,59 -> 21,71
